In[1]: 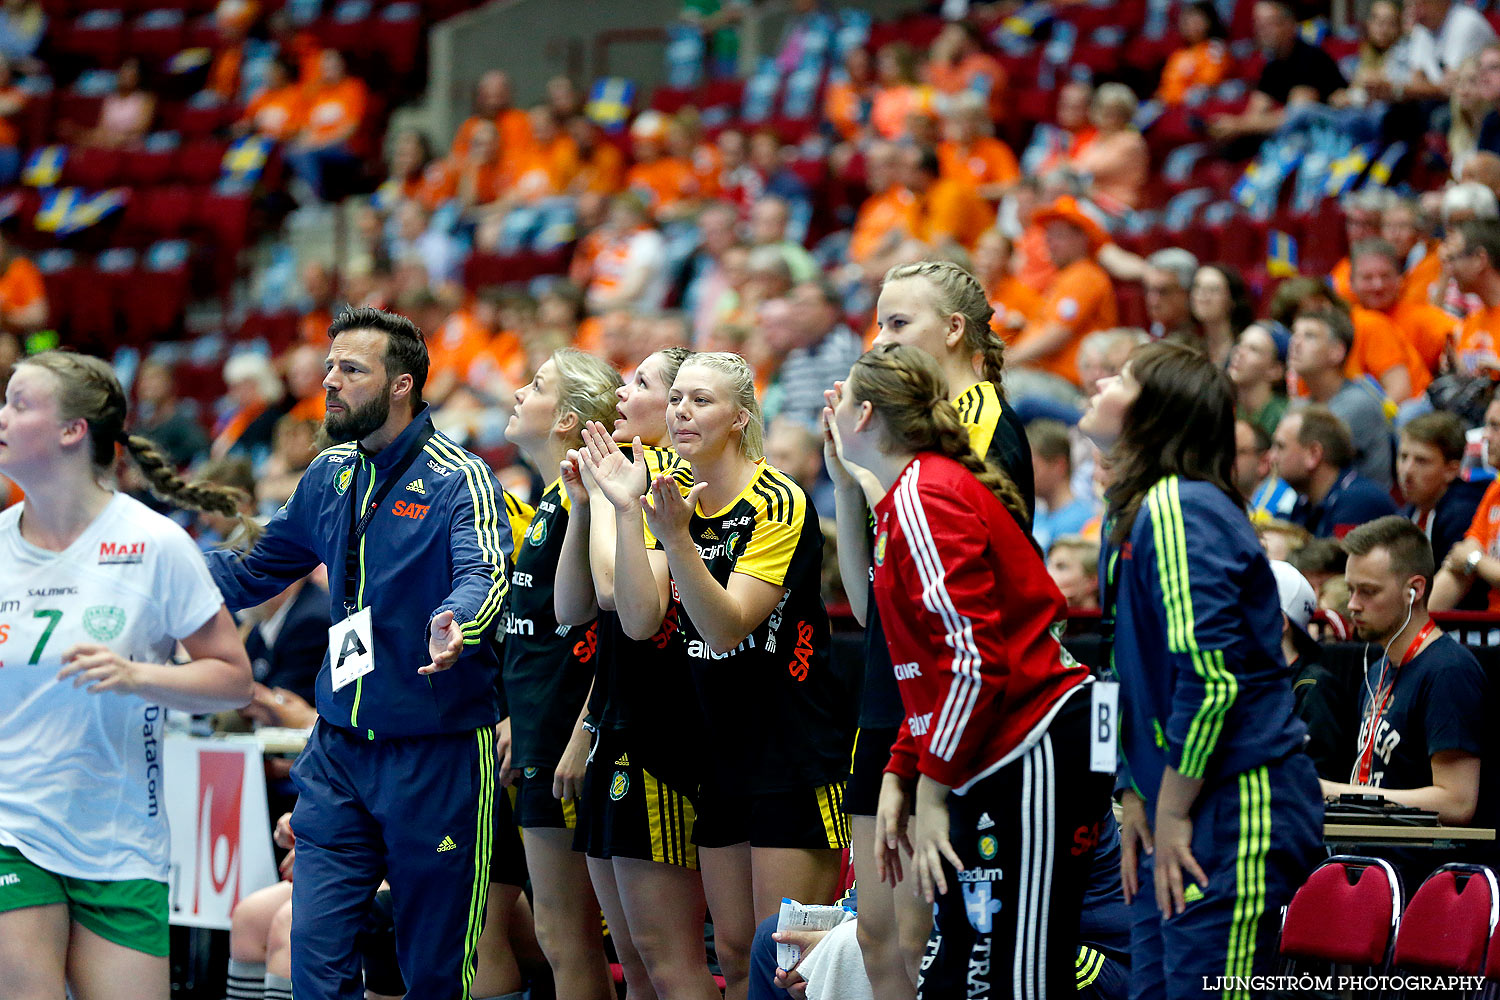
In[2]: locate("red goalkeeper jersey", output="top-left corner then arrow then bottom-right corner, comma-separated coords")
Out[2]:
872,453 -> 1088,792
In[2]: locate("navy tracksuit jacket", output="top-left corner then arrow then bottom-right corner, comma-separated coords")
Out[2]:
208,407 -> 513,1000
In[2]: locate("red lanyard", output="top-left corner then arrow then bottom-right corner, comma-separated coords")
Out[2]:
1355,619 -> 1438,784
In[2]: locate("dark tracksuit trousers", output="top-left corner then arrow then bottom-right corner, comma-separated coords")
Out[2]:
1127,753 -> 1323,1000
290,721 -> 497,1000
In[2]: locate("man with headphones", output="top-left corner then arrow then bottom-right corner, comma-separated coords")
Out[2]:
1320,516 -> 1493,882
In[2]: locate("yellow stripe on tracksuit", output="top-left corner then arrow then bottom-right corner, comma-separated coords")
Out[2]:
1224,767 -> 1270,999
643,769 -> 698,869
1075,945 -> 1106,988
1147,478 -> 1238,779
424,438 -> 508,645
461,726 -> 497,998
815,783 -> 850,848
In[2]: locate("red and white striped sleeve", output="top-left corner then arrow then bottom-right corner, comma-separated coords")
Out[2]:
888,464 -> 1011,788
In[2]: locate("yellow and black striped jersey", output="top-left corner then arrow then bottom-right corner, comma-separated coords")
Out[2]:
590,445 -> 705,790
673,460 -> 856,793
954,380 -> 1035,524
501,479 -> 598,768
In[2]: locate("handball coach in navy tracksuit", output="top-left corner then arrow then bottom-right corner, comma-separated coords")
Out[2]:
208,307 -> 513,1000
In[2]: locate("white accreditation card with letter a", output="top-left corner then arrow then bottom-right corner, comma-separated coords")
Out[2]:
329,606 -> 376,691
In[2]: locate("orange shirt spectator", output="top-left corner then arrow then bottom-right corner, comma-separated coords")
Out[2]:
1348,306 -> 1430,398
243,73 -> 307,142
286,393 -> 325,421
926,22 -> 1008,119
1388,299 -> 1457,372
850,186 -> 917,263
429,306 -> 493,386
1459,479 -> 1500,612
450,107 -> 533,164
1457,301 -> 1500,373
1069,83 -> 1148,212
912,176 -> 995,250
208,46 -> 244,102
571,130 -> 626,195
302,73 -> 367,148
1013,223 -> 1056,293
1014,257 -> 1117,384
625,157 -> 698,215
0,253 -> 45,330
1331,257 -> 1353,302
467,328 -> 526,393
825,45 -> 876,141
1402,247 -> 1445,306
937,136 -> 1020,193
872,85 -> 933,140
990,274 -> 1043,333
1156,40 -> 1231,104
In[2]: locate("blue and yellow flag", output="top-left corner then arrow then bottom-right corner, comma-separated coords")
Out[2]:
1001,3 -> 1050,38
586,77 -> 636,133
22,145 -> 65,188
1267,230 -> 1299,278
221,135 -> 272,186
35,187 -> 127,235
1365,141 -> 1408,188
1324,142 -> 1374,196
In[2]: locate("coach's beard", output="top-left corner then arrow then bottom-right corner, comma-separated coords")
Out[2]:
325,391 -> 391,444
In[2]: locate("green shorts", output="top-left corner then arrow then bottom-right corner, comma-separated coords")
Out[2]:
0,843 -> 168,956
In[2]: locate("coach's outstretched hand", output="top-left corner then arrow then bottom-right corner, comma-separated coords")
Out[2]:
420,610 -> 463,674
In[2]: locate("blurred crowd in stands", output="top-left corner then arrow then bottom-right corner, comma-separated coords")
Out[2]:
6,0 -> 1500,625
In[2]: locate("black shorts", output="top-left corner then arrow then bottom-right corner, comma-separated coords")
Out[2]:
847,725 -> 899,817
490,783 -> 528,887
915,690 -> 1113,1000
692,780 -> 852,850
576,727 -> 700,868
513,766 -> 580,831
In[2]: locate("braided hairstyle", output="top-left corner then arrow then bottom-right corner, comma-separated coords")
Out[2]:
848,343 -> 1028,526
675,351 -> 764,459
20,352 -> 258,537
882,259 -> 1008,392
549,347 -> 624,443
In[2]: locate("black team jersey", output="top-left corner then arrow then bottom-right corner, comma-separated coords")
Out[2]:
502,479 -> 599,768
859,380 -> 1036,729
669,460 -> 856,793
588,445 -> 706,790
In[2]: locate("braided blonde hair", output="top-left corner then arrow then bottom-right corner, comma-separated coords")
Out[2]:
882,259 -> 1008,390
549,347 -> 623,441
848,343 -> 1028,525
674,351 -> 764,459
20,352 -> 257,535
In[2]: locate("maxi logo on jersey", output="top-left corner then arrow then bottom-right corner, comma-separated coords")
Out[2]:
98,541 -> 145,565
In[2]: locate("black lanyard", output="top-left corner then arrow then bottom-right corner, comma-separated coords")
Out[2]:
1099,516 -> 1120,680
342,423 -> 434,614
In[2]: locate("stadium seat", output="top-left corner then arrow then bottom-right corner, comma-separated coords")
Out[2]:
60,9 -> 128,67
374,2 -> 423,81
120,143 -> 179,187
61,146 -> 124,189
123,239 -> 191,343
1392,864 -> 1498,976
1279,856 -> 1402,968
175,136 -> 227,184
128,9 -> 186,62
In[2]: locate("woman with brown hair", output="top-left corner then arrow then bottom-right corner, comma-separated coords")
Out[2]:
1078,339 -> 1322,999
828,342 -> 1106,999
825,258 -> 1033,1000
0,351 -> 253,999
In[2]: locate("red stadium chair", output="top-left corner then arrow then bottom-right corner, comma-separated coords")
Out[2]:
236,310 -> 300,353
175,137 -> 226,185
128,9 -> 186,62
194,187 -> 251,290
176,98 -> 233,137
120,144 -> 178,187
123,240 -> 191,343
373,3 -> 423,80
1279,856 -> 1402,969
54,93 -> 105,137
61,10 -> 128,68
1392,864 -> 1498,976
60,145 -> 124,189
185,11 -> 220,49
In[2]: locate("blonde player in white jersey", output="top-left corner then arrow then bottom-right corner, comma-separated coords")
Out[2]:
0,351 -> 253,1000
